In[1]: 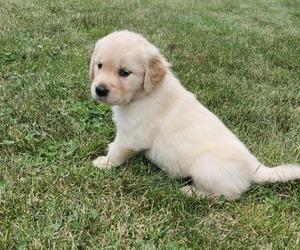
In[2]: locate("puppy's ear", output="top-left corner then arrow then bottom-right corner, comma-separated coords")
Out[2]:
89,52 -> 95,81
144,55 -> 167,93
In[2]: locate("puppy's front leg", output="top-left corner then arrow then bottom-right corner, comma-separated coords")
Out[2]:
93,139 -> 137,169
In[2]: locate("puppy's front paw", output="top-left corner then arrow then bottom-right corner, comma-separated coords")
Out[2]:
92,156 -> 113,169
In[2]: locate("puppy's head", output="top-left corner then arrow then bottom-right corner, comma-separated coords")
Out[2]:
89,30 -> 169,105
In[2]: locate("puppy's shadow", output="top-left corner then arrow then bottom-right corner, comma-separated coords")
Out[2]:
119,155 -> 222,206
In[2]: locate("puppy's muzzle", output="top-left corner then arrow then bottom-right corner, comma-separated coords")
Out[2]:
95,85 -> 109,97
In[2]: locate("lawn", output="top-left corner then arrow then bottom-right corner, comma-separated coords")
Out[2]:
1,0 -> 300,249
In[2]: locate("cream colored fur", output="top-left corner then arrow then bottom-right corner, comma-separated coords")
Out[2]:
89,30 -> 300,200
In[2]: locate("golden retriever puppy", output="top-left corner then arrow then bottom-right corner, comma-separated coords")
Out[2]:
89,30 -> 300,200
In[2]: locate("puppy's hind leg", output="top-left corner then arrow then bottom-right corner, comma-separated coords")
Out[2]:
180,185 -> 211,198
189,158 -> 253,200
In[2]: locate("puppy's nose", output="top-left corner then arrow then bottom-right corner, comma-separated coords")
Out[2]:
95,85 -> 109,97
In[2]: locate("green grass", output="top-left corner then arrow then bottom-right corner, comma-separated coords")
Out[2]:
1,0 -> 300,248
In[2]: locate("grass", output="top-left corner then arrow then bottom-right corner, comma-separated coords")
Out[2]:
1,0 -> 300,248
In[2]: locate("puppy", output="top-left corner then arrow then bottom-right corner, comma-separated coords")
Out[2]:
89,30 -> 300,200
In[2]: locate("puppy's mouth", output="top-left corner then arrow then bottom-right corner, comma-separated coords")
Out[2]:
95,95 -> 108,103
94,95 -> 112,105
92,93 -> 123,106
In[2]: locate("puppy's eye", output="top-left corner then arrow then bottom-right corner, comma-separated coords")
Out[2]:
119,68 -> 131,77
97,63 -> 102,69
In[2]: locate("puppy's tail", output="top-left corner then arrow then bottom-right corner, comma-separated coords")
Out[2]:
252,163 -> 300,184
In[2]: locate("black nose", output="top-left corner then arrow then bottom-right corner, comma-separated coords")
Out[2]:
95,85 -> 109,97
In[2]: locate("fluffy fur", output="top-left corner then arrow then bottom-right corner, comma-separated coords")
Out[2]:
89,30 -> 300,200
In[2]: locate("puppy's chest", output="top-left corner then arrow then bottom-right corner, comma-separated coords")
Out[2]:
113,111 -> 159,150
